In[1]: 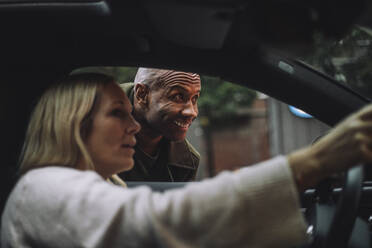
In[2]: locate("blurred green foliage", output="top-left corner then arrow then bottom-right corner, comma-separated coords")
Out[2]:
72,66 -> 138,83
198,76 -> 256,126
300,26 -> 372,98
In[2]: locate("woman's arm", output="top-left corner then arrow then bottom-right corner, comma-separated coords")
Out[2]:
2,157 -> 307,248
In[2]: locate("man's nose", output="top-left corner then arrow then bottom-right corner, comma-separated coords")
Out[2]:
181,101 -> 198,118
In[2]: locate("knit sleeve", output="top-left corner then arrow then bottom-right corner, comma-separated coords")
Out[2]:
2,156 -> 308,248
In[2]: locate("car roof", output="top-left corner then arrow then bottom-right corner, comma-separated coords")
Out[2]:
0,0 -> 370,117
0,0 -> 368,66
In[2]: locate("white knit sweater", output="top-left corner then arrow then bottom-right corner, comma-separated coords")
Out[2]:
1,156 -> 308,247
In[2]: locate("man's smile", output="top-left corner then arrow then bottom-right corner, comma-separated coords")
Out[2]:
173,119 -> 192,129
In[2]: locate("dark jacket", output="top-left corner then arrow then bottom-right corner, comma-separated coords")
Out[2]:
118,83 -> 200,182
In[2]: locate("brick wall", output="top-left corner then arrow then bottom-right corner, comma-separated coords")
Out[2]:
210,98 -> 270,173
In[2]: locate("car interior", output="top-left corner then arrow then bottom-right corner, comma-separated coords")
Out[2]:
1,0 -> 372,247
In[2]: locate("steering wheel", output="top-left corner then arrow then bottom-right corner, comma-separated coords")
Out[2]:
307,165 -> 370,248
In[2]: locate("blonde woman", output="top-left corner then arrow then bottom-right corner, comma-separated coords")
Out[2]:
2,73 -> 372,248
17,73 -> 137,186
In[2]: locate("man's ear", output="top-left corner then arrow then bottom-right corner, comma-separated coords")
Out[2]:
134,83 -> 149,106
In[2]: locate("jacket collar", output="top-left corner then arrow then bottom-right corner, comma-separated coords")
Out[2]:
166,140 -> 198,170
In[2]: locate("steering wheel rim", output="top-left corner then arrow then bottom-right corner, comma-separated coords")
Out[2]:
326,165 -> 364,247
311,165 -> 364,248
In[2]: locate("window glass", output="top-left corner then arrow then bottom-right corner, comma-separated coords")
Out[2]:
298,26 -> 372,99
72,67 -> 329,180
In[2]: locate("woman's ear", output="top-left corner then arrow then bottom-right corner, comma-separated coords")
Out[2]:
134,83 -> 149,106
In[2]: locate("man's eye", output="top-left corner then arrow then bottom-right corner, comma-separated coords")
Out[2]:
172,94 -> 184,102
192,95 -> 199,104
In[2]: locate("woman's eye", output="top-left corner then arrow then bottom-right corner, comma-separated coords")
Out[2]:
112,109 -> 124,118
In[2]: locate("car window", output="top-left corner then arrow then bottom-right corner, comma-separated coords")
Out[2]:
72,67 -> 330,181
298,25 -> 372,100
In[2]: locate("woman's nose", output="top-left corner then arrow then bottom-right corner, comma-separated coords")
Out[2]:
126,115 -> 141,135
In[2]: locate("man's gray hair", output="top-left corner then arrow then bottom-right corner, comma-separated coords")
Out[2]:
134,68 -> 169,86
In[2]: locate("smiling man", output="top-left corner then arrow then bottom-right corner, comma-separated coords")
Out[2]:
118,68 -> 201,182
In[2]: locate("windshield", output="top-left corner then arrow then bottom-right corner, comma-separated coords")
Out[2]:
298,25 -> 372,100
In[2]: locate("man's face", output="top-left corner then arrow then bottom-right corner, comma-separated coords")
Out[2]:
144,71 -> 201,141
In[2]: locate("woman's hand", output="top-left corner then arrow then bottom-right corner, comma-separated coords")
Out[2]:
288,103 -> 372,191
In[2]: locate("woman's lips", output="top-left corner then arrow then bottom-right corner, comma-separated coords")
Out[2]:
121,143 -> 136,153
121,145 -> 135,155
122,138 -> 136,148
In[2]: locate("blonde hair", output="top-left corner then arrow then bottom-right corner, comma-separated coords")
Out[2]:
19,73 -> 114,175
